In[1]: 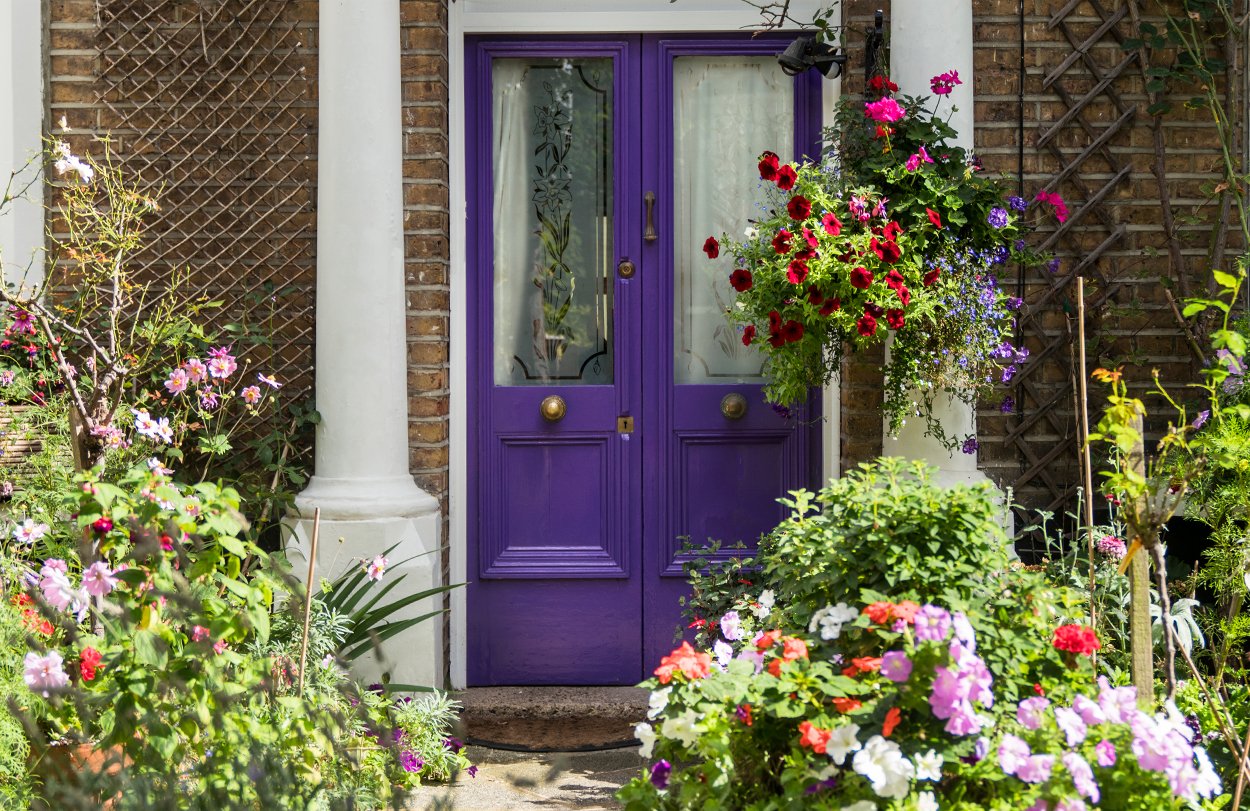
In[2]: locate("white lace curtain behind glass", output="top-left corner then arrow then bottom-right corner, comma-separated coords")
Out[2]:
673,56 -> 794,384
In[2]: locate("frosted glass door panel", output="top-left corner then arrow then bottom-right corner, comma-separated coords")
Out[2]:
493,58 -> 614,386
673,56 -> 793,384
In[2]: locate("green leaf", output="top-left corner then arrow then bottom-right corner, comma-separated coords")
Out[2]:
1213,270 -> 1238,290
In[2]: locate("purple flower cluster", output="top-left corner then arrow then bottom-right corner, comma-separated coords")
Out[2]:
1000,678 -> 1220,805
928,637 -> 994,736
987,207 -> 1009,229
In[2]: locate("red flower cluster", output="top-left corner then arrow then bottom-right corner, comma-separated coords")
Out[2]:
867,75 -> 899,96
1052,624 -> 1100,657
798,720 -> 833,753
862,600 -> 920,626
654,641 -> 712,684
11,594 -> 53,636
841,656 -> 883,678
79,646 -> 103,681
1035,189 -> 1069,224
766,310 -> 803,348
761,632 -> 810,677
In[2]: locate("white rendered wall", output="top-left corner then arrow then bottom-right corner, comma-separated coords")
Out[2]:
884,0 -> 990,489
448,0 -> 842,689
0,1 -> 45,294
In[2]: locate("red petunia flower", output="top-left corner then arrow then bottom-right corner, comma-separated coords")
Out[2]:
756,629 -> 783,651
895,285 -> 911,307
730,268 -> 753,292
794,247 -> 817,263
787,260 -> 809,285
702,236 -> 719,259
776,165 -> 797,191
819,296 -> 841,316
741,325 -> 756,346
798,720 -> 833,753
923,268 -> 941,286
801,227 -> 819,248
863,301 -> 884,319
850,267 -> 873,289
782,320 -> 804,344
1053,624 -> 1101,657
884,270 -> 905,290
654,641 -> 713,684
787,195 -> 812,220
883,220 -> 903,241
882,706 -> 901,737
758,150 -> 780,181
768,331 -> 785,349
782,637 -> 809,661
768,310 -> 782,332
807,285 -> 823,305
856,313 -> 876,336
926,208 -> 944,229
886,309 -> 905,330
821,212 -> 842,236
871,238 -> 902,264
772,229 -> 793,254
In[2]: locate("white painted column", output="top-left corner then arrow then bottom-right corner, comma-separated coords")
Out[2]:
0,1 -> 45,293
885,0 -> 990,489
290,0 -> 443,688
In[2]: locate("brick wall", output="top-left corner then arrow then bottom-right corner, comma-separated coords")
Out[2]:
400,0 -> 452,533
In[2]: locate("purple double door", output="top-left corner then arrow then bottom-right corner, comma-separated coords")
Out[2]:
466,34 -> 821,685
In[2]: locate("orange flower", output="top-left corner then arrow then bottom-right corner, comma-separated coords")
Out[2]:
798,720 -> 833,754
862,601 -> 894,625
842,656 -> 883,677
832,697 -> 863,714
893,601 -> 920,624
653,641 -> 712,684
768,659 -> 783,678
882,706 -> 901,737
756,629 -> 782,651
781,637 -> 809,662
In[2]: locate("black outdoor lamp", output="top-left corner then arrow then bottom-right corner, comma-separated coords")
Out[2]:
777,37 -> 847,78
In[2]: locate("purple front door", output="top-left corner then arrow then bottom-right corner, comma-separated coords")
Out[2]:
467,34 -> 821,686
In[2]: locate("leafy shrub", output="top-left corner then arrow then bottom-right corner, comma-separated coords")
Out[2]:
688,458 -> 1082,701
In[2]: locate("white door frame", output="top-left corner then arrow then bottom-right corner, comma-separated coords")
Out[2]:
447,0 -> 841,688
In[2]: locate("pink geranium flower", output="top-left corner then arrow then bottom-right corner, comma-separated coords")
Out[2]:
930,70 -> 962,95
864,97 -> 905,124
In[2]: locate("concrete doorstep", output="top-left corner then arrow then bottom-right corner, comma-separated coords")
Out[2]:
403,686 -> 647,809
409,745 -> 641,810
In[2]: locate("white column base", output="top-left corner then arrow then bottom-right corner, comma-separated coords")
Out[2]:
285,507 -> 443,689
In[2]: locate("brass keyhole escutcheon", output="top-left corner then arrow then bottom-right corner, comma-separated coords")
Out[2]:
617,257 -> 636,279
540,395 -> 567,422
721,393 -> 747,420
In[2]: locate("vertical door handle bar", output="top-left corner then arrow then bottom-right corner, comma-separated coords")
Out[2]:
643,191 -> 657,242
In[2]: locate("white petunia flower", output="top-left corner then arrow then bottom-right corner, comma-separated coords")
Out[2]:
808,602 -> 860,640
825,722 -> 862,765
647,687 -> 671,720
660,710 -> 700,749
852,735 -> 914,800
751,589 -> 775,619
634,722 -> 656,758
914,749 -> 943,782
917,791 -> 939,811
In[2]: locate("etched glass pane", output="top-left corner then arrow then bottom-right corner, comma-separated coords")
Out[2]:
492,58 -> 614,386
673,56 -> 794,384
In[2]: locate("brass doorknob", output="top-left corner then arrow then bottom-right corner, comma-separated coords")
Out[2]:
720,393 -> 747,420
540,395 -> 567,422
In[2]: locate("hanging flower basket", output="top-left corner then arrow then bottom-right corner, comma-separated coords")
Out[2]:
706,72 -> 1063,448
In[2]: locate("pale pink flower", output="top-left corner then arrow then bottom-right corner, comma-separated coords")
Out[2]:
241,385 -> 262,405
184,358 -> 208,383
164,368 -> 190,395
258,373 -> 282,390
81,561 -> 118,598
24,651 -> 69,697
366,554 -> 389,582
207,355 -> 237,380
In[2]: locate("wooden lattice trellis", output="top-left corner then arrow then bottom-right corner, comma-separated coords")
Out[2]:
1005,0 -> 1135,546
93,0 -> 316,400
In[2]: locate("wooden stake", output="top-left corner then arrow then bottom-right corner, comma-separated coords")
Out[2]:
1125,416 -> 1155,707
1076,276 -> 1097,629
297,507 -> 321,698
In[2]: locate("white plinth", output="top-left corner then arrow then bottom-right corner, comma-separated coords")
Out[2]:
286,507 -> 443,689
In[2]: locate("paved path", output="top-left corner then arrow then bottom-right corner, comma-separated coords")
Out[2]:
408,745 -> 639,810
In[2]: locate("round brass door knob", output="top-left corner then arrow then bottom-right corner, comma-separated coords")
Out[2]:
720,392 -> 747,420
540,395 -> 567,422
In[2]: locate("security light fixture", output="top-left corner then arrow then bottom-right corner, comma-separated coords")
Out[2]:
777,37 -> 847,79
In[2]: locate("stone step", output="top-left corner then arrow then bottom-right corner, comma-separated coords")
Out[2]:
455,686 -> 647,751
